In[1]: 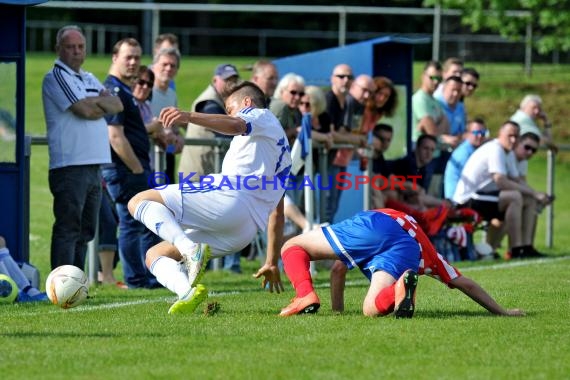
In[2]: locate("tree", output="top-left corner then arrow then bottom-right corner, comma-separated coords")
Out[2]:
424,0 -> 570,54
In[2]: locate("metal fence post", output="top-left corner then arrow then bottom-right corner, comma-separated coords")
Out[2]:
546,149 -> 554,248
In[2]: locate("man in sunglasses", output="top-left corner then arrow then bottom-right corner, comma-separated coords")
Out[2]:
412,60 -> 451,147
453,121 -> 550,259
443,118 -> 487,199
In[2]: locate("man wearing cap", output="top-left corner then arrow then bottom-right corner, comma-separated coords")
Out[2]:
178,63 -> 240,178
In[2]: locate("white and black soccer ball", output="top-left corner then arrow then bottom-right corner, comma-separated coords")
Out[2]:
45,265 -> 89,309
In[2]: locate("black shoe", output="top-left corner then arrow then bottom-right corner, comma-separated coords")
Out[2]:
394,270 -> 419,319
526,246 -> 548,258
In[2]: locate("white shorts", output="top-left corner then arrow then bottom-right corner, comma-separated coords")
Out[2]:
159,184 -> 259,257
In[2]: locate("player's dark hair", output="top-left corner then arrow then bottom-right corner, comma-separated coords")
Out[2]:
227,81 -> 267,108
461,67 -> 480,80
374,123 -> 393,135
520,132 -> 540,144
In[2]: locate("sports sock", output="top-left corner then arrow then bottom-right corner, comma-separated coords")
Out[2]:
0,248 -> 32,291
149,256 -> 190,298
282,246 -> 313,298
374,283 -> 396,316
133,200 -> 194,253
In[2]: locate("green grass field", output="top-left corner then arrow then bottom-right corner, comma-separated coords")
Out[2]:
1,54 -> 569,379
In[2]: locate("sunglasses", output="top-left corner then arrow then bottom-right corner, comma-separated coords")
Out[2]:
523,144 -> 537,154
335,74 -> 354,80
299,101 -> 311,107
136,79 -> 153,88
471,130 -> 487,136
464,81 -> 478,89
428,75 -> 443,82
289,90 -> 305,97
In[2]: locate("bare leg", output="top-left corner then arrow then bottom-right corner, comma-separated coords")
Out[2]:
362,270 -> 397,317
98,249 -> 118,284
330,260 -> 347,312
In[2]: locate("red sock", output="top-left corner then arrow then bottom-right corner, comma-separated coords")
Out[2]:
282,246 -> 314,297
374,283 -> 396,315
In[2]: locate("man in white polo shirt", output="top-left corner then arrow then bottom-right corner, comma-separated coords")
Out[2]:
42,25 -> 123,270
453,121 -> 549,259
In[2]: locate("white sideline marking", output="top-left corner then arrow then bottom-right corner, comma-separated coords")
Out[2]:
19,256 -> 569,316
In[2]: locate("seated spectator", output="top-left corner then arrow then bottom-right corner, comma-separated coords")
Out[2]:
486,132 -> 554,254
444,118 -> 487,199
387,134 -> 443,210
370,123 -> 394,209
510,94 -> 557,152
0,236 -> 48,302
453,121 -> 549,258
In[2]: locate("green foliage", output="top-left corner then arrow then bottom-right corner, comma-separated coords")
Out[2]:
424,0 -> 570,54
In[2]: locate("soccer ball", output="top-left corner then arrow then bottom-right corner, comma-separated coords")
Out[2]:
0,274 -> 18,304
45,265 -> 89,309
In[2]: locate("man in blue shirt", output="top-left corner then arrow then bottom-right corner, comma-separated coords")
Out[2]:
443,119 -> 487,199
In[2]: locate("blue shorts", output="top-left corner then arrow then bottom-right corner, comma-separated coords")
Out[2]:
322,211 -> 420,281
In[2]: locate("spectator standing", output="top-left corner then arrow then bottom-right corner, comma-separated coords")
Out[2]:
251,59 -> 279,105
325,74 -> 373,223
102,38 -> 160,289
510,94 -> 557,152
433,57 -> 464,99
153,33 -> 179,90
411,60 -> 449,145
42,25 -> 123,270
443,119 -> 487,199
270,72 -> 305,146
435,76 -> 465,146
251,60 -> 285,274
150,48 -> 184,179
178,63 -> 240,178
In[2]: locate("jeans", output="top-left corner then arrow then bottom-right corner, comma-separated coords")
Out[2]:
223,252 -> 242,273
101,165 -> 160,288
49,165 -> 102,270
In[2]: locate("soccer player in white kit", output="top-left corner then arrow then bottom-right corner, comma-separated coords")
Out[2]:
129,82 -> 291,314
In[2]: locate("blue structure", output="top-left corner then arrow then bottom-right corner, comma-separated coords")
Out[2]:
0,0 -> 47,262
273,36 -> 428,221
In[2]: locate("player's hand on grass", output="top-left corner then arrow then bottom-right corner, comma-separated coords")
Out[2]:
253,263 -> 284,294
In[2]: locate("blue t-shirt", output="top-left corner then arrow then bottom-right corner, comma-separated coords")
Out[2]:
104,75 -> 150,171
443,139 -> 476,199
436,96 -> 466,136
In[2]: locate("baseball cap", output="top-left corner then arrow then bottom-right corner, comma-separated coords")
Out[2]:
214,64 -> 239,80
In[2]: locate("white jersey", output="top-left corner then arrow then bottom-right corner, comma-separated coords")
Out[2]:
453,139 -> 518,204
179,107 -> 291,230
42,59 -> 111,169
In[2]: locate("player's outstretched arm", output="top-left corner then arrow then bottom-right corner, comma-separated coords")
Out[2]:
450,276 -> 525,316
159,107 -> 246,135
253,198 -> 285,294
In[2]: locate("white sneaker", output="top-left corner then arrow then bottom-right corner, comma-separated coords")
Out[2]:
168,284 -> 208,315
181,243 -> 211,287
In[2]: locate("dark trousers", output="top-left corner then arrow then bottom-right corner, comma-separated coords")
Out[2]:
49,165 -> 102,270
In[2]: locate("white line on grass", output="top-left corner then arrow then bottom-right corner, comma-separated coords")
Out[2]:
23,256 -> 569,316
